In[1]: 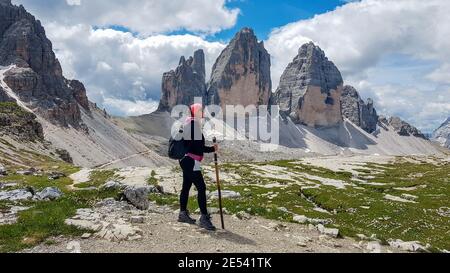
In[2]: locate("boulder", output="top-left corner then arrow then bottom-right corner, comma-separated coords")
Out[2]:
293,215 -> 330,225
101,180 -> 125,191
16,168 -> 36,176
48,172 -> 66,180
123,186 -> 151,210
388,239 -> 428,253
0,165 -> 6,176
130,216 -> 145,224
275,42 -> 343,127
0,189 -> 33,201
317,224 -> 340,238
35,187 -> 63,200
208,190 -> 241,200
235,211 -> 252,220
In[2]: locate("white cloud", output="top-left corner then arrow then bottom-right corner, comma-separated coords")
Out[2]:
13,0 -> 239,35
45,23 -> 226,116
103,98 -> 159,117
266,0 -> 450,131
426,63 -> 450,84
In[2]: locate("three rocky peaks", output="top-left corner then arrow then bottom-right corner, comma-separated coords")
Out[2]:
157,28 -> 422,137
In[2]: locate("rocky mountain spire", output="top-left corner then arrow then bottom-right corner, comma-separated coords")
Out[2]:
275,42 -> 343,127
0,0 -> 89,127
341,85 -> 378,133
207,27 -> 272,108
157,49 -> 206,112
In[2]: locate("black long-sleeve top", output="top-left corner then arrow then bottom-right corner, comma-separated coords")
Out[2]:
182,119 -> 215,158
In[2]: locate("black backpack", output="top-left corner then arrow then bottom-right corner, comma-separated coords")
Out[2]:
168,128 -> 188,160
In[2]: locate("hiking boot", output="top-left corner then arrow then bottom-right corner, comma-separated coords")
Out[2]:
199,214 -> 216,231
178,210 -> 196,224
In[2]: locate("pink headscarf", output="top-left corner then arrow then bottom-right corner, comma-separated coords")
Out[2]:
185,103 -> 205,162
190,103 -> 204,118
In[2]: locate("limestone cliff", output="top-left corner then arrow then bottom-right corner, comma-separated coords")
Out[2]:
158,50 -> 206,112
207,28 -> 272,109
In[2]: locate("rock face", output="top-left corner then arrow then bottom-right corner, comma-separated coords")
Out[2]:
65,199 -> 144,242
157,50 -> 206,112
207,28 -> 272,108
341,85 -> 378,133
0,101 -> 43,141
0,0 -> 89,127
275,42 -> 343,127
432,118 -> 450,149
379,116 -> 427,139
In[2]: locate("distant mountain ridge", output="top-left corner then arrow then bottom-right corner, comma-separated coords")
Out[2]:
432,117 -> 450,149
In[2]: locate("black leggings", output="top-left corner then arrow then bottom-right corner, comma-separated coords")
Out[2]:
179,157 -> 208,215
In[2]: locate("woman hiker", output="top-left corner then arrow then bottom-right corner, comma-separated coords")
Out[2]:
178,103 -> 218,231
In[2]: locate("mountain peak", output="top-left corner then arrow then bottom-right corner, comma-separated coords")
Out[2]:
275,42 -> 343,127
207,27 -> 271,107
158,50 -> 206,112
0,0 -> 90,127
237,27 -> 255,35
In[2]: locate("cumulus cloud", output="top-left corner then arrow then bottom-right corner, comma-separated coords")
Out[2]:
103,98 -> 159,117
13,0 -> 239,35
266,0 -> 450,131
45,23 -> 225,116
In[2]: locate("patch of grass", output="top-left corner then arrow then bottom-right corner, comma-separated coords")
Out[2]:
74,170 -> 117,189
147,170 -> 158,186
0,197 -> 85,252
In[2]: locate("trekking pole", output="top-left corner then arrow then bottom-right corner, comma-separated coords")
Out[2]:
213,137 -> 225,230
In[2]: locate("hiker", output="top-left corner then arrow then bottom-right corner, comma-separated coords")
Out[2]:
178,103 -> 218,231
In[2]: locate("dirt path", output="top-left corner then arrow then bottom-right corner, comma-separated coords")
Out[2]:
23,204 -> 399,254
95,150 -> 156,169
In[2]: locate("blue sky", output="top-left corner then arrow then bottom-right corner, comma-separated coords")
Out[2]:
209,0 -> 347,41
12,0 -> 450,133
